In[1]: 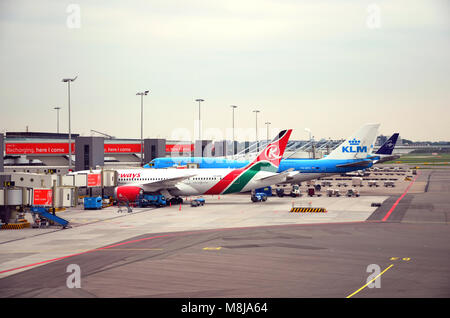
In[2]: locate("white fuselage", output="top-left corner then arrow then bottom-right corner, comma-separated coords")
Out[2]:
91,168 -> 282,196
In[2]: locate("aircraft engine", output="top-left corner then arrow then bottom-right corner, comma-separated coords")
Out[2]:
114,185 -> 143,203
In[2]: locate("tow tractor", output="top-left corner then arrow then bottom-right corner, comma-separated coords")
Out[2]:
289,184 -> 301,197
346,189 -> 360,197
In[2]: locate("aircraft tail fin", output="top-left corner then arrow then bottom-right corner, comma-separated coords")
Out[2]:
325,123 -> 380,160
375,133 -> 399,155
247,129 -> 292,171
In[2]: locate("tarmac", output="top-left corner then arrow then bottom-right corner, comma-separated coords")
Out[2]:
0,166 -> 449,298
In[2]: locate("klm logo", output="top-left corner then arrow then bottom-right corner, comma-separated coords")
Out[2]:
342,139 -> 367,153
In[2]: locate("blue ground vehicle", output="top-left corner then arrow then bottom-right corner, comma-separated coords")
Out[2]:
251,192 -> 268,202
255,186 -> 272,196
190,198 -> 205,207
84,197 -> 103,210
138,194 -> 167,208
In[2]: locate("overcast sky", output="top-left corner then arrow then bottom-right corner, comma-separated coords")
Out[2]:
0,0 -> 449,142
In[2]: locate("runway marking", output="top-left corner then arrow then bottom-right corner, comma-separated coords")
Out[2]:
381,172 -> 420,222
346,264 -> 394,298
203,247 -> 222,250
390,257 -> 411,261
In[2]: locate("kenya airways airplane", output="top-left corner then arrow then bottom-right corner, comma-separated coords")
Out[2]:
74,129 -> 293,204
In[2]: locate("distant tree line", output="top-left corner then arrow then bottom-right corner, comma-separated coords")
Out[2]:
409,148 -> 450,154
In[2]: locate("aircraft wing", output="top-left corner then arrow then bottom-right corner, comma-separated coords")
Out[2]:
336,160 -> 372,168
254,168 -> 298,184
373,155 -> 401,164
136,174 -> 196,192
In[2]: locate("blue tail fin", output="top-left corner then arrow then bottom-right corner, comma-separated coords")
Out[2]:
375,133 -> 399,155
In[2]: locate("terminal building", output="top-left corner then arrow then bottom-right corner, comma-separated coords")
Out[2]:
1,131 -> 277,173
1,131 -> 422,174
1,132 -> 193,173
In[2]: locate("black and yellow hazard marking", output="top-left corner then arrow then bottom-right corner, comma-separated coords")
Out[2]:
0,222 -> 31,230
290,207 -> 327,213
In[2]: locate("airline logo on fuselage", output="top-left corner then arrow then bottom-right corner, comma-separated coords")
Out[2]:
265,144 -> 282,161
119,173 -> 141,179
342,140 -> 367,153
385,141 -> 394,149
342,146 -> 367,153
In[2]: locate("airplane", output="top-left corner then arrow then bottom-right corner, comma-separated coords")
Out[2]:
71,129 -> 293,204
145,123 -> 382,184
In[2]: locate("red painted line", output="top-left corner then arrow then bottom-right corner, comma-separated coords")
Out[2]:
381,172 -> 420,222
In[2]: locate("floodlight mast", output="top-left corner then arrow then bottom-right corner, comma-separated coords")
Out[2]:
195,99 -> 204,140
62,76 -> 77,171
137,90 -> 150,166
253,110 -> 260,152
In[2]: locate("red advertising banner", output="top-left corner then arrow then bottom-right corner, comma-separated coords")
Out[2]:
104,144 -> 141,153
5,142 -> 193,154
33,189 -> 53,206
6,143 -> 75,155
5,143 -> 141,154
87,174 -> 102,187
166,144 -> 194,153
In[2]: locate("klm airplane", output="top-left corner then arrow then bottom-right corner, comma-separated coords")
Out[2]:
146,124 -> 399,184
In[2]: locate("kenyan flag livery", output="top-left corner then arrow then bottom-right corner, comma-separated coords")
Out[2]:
205,129 -> 292,195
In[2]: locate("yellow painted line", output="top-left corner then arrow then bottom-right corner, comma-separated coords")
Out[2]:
346,264 -> 394,298
203,247 -> 222,251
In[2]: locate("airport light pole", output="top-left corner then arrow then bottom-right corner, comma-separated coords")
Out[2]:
54,107 -> 61,134
137,90 -> 150,166
305,128 -> 313,159
253,110 -> 260,152
195,99 -> 204,141
265,121 -> 271,142
230,105 -> 237,155
62,76 -> 77,171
